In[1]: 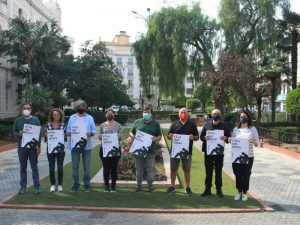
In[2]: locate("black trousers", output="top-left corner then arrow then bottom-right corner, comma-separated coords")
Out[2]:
232,157 -> 254,194
99,147 -> 120,187
204,155 -> 224,191
47,152 -> 65,185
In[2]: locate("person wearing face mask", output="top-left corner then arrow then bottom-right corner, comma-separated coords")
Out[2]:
13,103 -> 41,194
44,109 -> 66,193
166,108 -> 199,196
229,110 -> 259,201
66,100 -> 97,193
98,108 -> 122,192
200,108 -> 231,198
130,106 -> 162,193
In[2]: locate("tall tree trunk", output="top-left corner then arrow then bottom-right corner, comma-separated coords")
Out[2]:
256,96 -> 262,122
214,97 -> 224,113
291,29 -> 299,89
271,78 -> 276,122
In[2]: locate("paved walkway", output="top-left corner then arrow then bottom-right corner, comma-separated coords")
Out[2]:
0,123 -> 299,224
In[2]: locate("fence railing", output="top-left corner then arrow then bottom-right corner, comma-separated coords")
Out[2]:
258,127 -> 300,147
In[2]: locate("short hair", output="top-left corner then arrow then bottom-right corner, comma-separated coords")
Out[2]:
74,99 -> 87,109
22,103 -> 31,108
143,105 -> 153,114
48,108 -> 64,123
236,110 -> 253,128
106,108 -> 115,114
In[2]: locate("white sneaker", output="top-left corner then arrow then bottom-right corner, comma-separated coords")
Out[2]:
234,194 -> 241,200
57,185 -> 63,192
50,185 -> 55,192
242,194 -> 248,201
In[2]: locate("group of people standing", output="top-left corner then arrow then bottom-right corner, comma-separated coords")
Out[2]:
13,100 -> 259,202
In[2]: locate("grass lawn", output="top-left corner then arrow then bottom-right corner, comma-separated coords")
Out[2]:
5,128 -> 262,209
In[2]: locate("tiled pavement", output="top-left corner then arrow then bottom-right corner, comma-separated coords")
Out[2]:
0,123 -> 299,225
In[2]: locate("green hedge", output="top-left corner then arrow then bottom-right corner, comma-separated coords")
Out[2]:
169,114 -> 179,122
63,109 -> 106,124
256,121 -> 300,128
0,117 -> 16,126
119,110 -> 173,120
114,114 -> 129,125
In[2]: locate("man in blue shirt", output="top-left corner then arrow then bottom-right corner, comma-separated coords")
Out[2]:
66,100 -> 97,193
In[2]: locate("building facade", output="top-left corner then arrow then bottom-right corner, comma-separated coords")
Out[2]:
0,0 -> 61,118
105,31 -> 145,109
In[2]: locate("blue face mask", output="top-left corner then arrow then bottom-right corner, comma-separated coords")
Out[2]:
143,113 -> 152,121
240,117 -> 249,124
212,115 -> 221,121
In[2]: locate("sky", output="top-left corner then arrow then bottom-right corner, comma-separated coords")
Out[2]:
55,0 -> 300,56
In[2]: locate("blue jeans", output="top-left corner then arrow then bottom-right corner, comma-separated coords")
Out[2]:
18,146 -> 40,189
47,152 -> 65,185
71,149 -> 91,188
134,153 -> 155,189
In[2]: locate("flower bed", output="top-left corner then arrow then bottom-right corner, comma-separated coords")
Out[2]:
117,143 -> 167,181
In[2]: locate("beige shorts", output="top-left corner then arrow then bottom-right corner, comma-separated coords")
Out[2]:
170,155 -> 192,172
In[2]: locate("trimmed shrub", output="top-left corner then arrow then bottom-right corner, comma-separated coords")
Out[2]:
114,114 -> 129,125
0,117 -> 16,126
169,114 -> 179,122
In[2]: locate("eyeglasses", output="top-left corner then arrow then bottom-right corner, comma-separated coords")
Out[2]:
23,108 -> 31,110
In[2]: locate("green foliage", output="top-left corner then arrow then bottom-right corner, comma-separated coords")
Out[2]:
193,83 -> 212,112
134,4 -> 219,97
0,17 -> 71,106
169,114 -> 179,122
162,96 -> 187,108
0,117 -> 17,126
63,109 -> 76,117
87,111 -> 106,124
114,114 -> 129,125
286,88 -> 300,115
277,8 -> 300,89
30,85 -> 54,123
119,110 -> 143,119
66,41 -> 131,109
186,99 -> 201,111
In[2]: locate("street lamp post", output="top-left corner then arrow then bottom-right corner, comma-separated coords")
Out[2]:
132,8 -> 153,106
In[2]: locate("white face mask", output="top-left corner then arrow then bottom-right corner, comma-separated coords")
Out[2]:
23,109 -> 31,116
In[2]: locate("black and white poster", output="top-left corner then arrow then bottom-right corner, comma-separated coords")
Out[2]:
206,130 -> 225,155
21,124 -> 41,149
171,134 -> 190,159
102,133 -> 120,157
130,130 -> 153,158
47,130 -> 65,154
71,122 -> 87,150
231,138 -> 249,164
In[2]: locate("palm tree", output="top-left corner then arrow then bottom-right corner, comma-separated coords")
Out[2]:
277,9 -> 300,89
259,54 -> 289,122
0,18 -> 70,103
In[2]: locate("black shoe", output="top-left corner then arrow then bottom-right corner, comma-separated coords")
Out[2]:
104,186 -> 110,192
201,189 -> 211,197
70,185 -> 79,193
216,190 -> 224,198
185,187 -> 193,196
166,186 -> 175,194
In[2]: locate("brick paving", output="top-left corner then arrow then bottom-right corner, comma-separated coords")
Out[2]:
0,123 -> 299,224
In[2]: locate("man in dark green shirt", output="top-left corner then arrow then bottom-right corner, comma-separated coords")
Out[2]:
130,106 -> 162,193
13,103 -> 41,194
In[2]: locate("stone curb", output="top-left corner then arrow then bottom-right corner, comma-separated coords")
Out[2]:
0,203 -> 265,214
